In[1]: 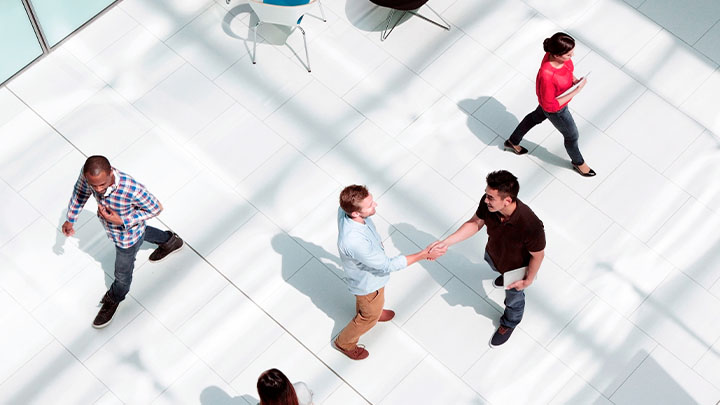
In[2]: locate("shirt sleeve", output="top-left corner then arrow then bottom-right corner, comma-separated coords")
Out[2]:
524,220 -> 546,252
348,234 -> 407,275
122,182 -> 163,228
475,197 -> 488,220
537,71 -> 561,112
66,171 -> 91,223
293,382 -> 314,405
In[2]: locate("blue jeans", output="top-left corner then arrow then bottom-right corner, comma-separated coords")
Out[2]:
484,251 -> 525,329
508,105 -> 585,166
108,226 -> 170,303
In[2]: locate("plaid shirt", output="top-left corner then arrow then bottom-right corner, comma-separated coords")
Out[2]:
66,168 -> 162,248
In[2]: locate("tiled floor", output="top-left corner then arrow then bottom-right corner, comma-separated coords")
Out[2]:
2,0 -> 720,403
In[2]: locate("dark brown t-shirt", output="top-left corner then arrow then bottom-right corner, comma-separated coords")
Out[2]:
475,196 -> 546,273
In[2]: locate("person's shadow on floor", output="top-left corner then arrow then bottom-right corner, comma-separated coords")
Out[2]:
200,385 -> 253,405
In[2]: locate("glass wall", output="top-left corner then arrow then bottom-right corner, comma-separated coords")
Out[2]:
0,0 -> 43,84
30,0 -> 115,47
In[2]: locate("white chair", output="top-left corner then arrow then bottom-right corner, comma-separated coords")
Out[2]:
248,0 -> 326,72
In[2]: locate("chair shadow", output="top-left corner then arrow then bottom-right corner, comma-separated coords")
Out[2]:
272,234 -> 353,342
200,385 -> 254,405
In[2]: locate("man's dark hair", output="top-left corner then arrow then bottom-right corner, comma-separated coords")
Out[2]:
339,185 -> 369,215
486,170 -> 519,202
83,155 -> 112,176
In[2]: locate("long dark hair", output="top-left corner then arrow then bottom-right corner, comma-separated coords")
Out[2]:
257,369 -> 299,405
543,32 -> 575,56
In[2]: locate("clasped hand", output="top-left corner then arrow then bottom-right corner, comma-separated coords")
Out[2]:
98,205 -> 123,225
423,240 -> 448,261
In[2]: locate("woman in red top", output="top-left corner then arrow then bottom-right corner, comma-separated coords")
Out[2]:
505,32 -> 595,177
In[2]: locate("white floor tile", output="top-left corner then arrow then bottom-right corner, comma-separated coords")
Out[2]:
208,212 -> 312,304
177,285 -> 285,382
262,258 -> 352,353
443,0 -> 535,52
611,346 -> 720,404
0,340 -> 106,404
309,19 -> 389,96
587,155 -> 688,242
570,51 -> 647,131
231,333 -> 343,404
649,198 -> 720,287
94,390 -> 124,405
0,180 -> 39,248
166,4 -> 253,80
135,63 -> 234,143
404,277 -> 499,375
113,127 -> 203,203
569,0 -> 661,66
63,6 -> 139,64
378,162 -> 474,247
695,22 -> 720,65
0,289 -> 53,384
420,36 -> 515,115
214,46 -> 312,120
237,144 -> 339,231
529,112 -> 629,198
452,137 -> 555,204
323,383 -> 370,405
162,171 -> 257,256
187,103 -> 286,188
8,48 -> 105,124
624,29 -> 717,106
0,219 -> 91,311
0,109 -> 73,191
85,311 -> 198,404
531,180 -> 612,269
381,230 -> 453,325
86,25 -> 185,102
121,0 -> 214,40
266,80 -> 365,161
32,266 -> 144,361
523,0 -> 603,27
131,247 -> 228,332
694,336 -> 720,391
343,58 -> 442,136
379,355 -> 484,405
681,68 -> 720,137
631,270 -> 720,367
317,322 -> 426,404
486,259 -> 594,346
0,87 -> 26,128
571,223 -> 674,316
548,298 -> 657,397
550,375 -> 613,405
153,359 -> 241,405
472,73 -> 556,144
664,130 -> 720,214
56,86 -> 153,158
638,0 -> 720,44
317,120 -> 418,195
463,327 -> 575,405
397,98 -> 493,179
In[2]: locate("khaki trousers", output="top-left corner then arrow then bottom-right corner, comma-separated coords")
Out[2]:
335,287 -> 385,350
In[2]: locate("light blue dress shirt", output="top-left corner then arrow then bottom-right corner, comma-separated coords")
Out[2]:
337,207 -> 407,295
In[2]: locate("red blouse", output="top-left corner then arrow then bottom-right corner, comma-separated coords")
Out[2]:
536,52 -> 574,113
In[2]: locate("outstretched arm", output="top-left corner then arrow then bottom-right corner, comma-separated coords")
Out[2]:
428,214 -> 485,256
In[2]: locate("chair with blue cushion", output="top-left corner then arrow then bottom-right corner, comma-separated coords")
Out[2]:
248,0 -> 326,72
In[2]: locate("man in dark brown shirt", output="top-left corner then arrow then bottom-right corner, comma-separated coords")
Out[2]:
430,170 -> 545,346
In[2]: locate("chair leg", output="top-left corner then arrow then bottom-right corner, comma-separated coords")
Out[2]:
409,4 -> 450,31
252,21 -> 260,64
380,9 -> 406,41
298,26 -> 311,72
317,0 -> 327,22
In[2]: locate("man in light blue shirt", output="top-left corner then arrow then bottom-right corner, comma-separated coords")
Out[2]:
333,185 -> 438,360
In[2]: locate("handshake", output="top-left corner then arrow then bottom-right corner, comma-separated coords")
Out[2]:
422,241 -> 449,261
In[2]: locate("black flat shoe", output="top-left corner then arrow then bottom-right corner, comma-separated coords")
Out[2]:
503,140 -> 528,155
573,164 -> 596,177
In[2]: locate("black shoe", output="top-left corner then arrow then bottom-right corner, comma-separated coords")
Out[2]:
93,293 -> 119,329
149,232 -> 183,262
573,164 -> 596,177
493,275 -> 504,289
503,140 -> 528,155
490,325 -> 514,347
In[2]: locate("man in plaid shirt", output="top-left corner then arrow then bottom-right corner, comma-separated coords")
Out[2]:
62,155 -> 183,328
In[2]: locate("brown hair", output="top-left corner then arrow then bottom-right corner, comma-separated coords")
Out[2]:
543,32 -> 575,56
257,369 -> 299,405
339,185 -> 369,215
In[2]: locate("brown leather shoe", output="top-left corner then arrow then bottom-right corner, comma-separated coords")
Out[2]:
333,340 -> 369,360
379,309 -> 395,322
